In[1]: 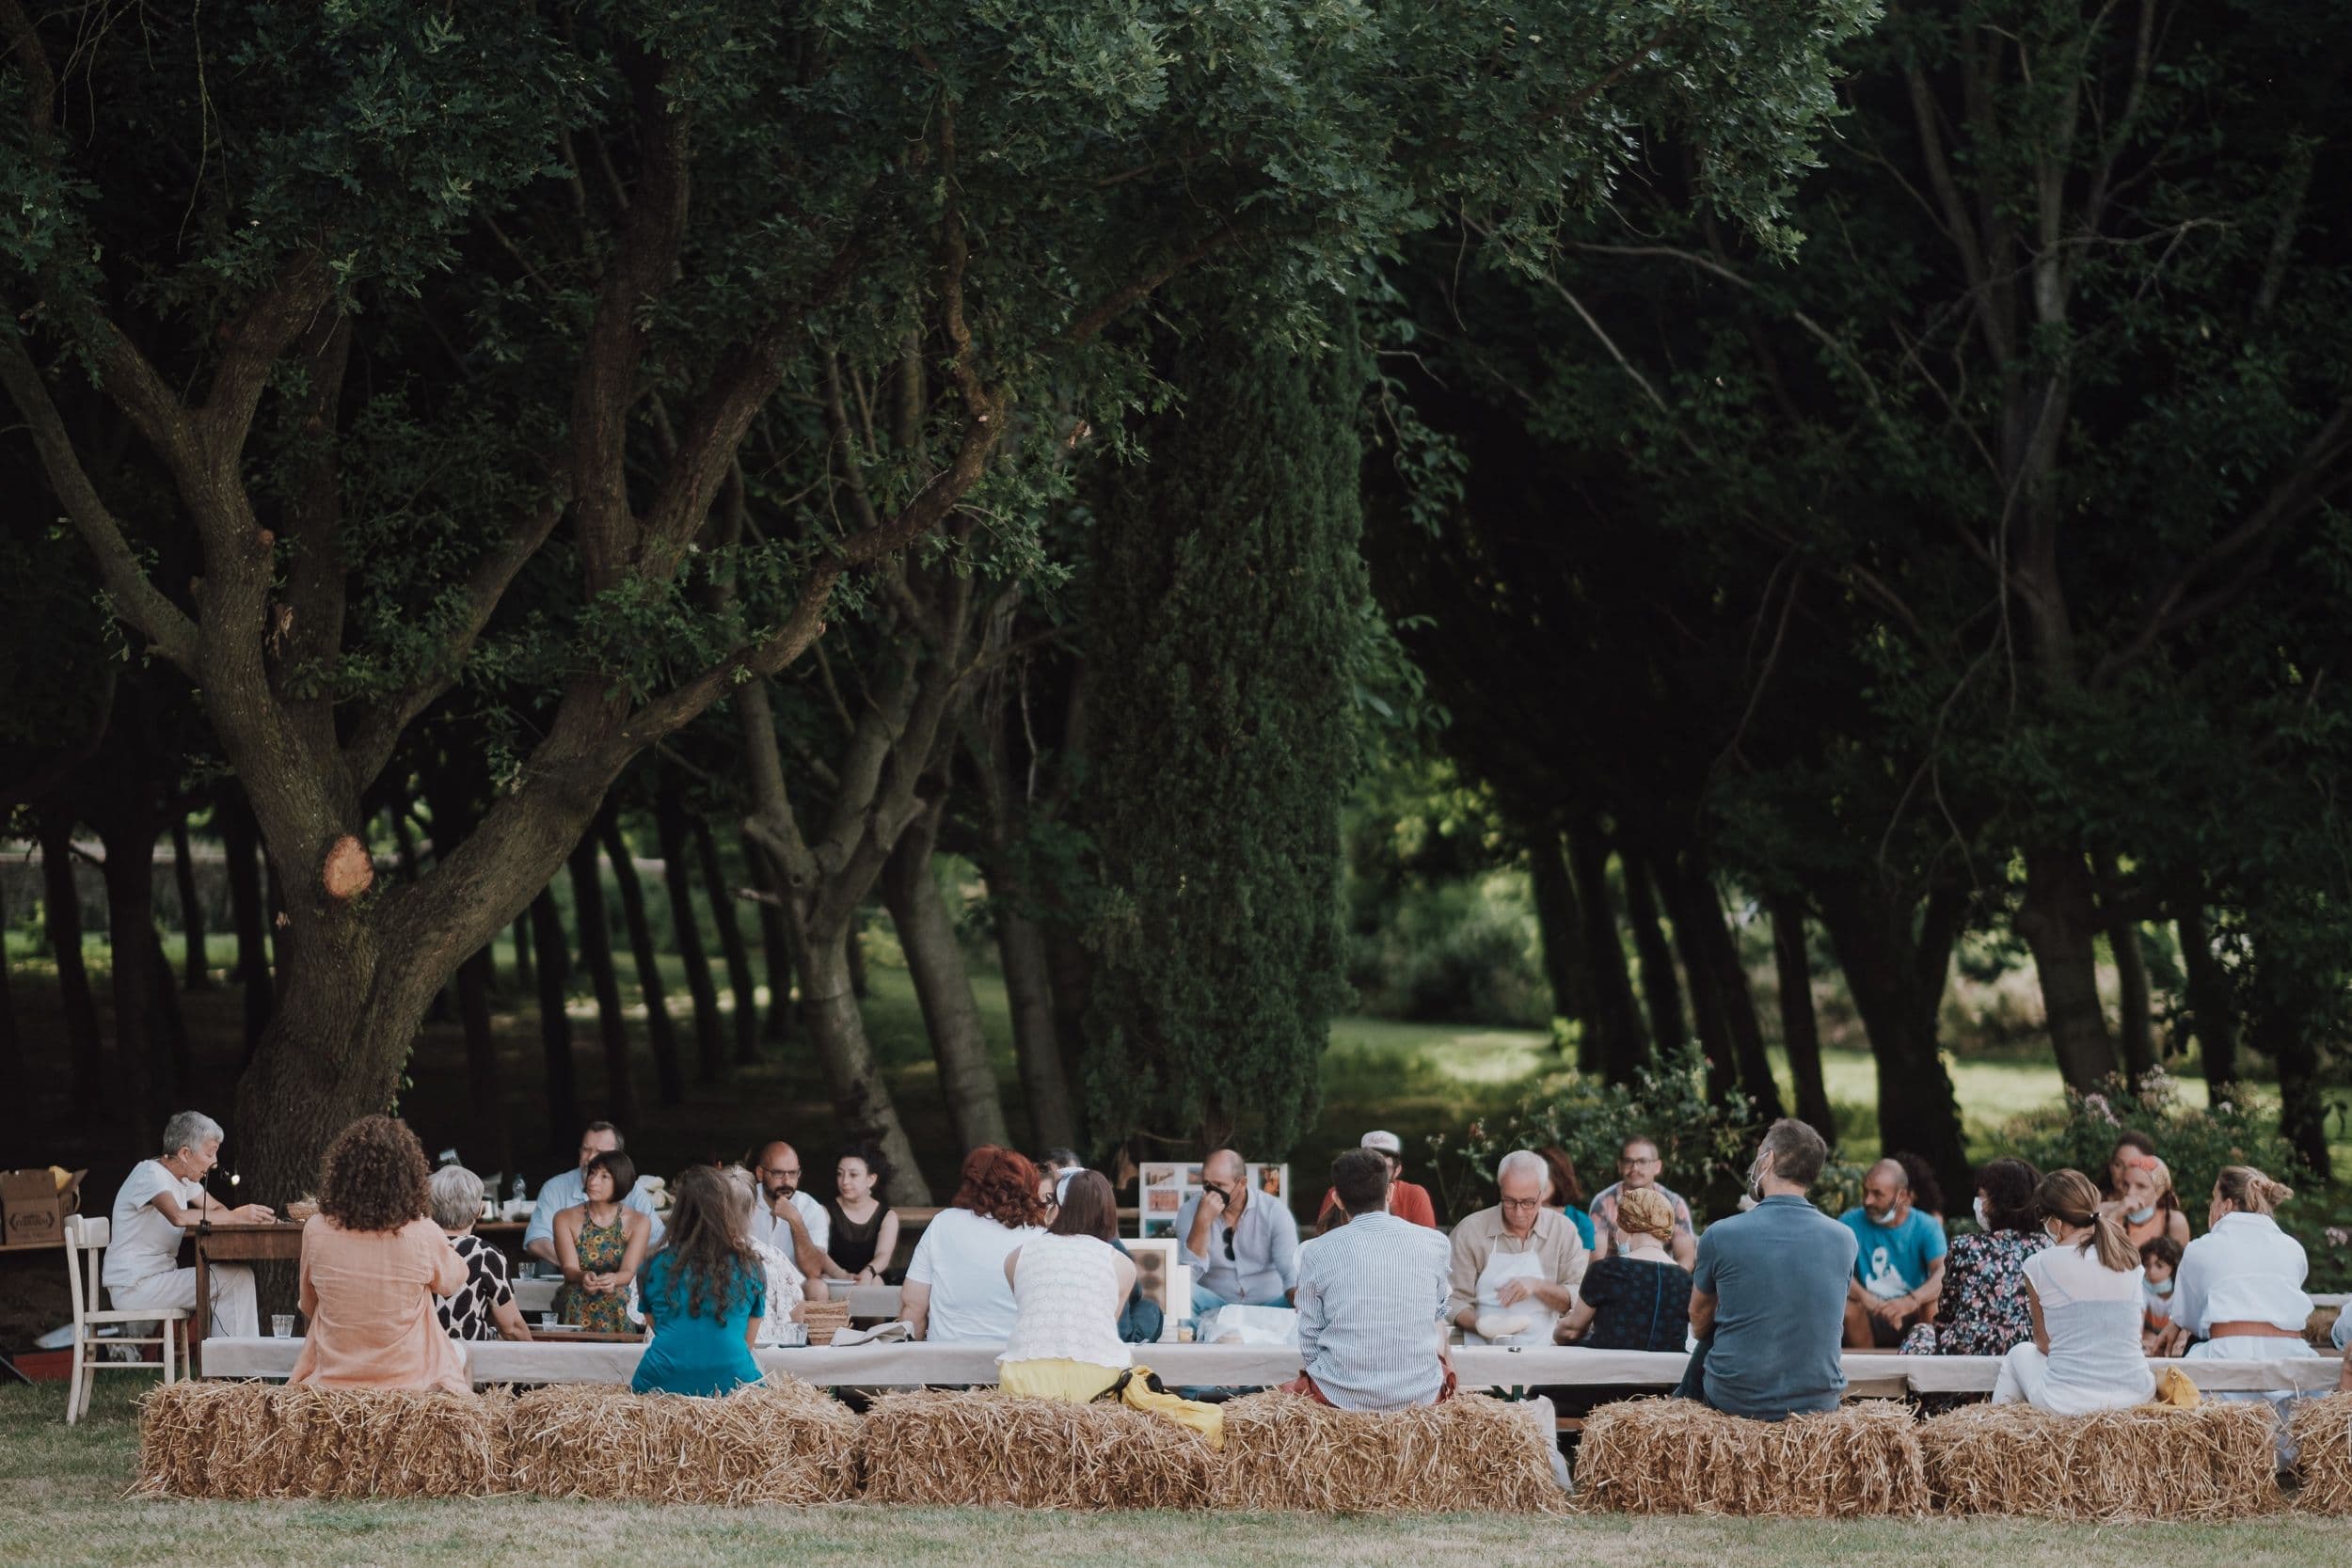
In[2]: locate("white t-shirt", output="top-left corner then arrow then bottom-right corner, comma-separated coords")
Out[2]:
104,1160 -> 200,1292
904,1208 -> 1039,1342
748,1191 -> 831,1256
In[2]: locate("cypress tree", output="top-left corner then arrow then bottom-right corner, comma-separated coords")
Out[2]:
1083,318 -> 1366,1154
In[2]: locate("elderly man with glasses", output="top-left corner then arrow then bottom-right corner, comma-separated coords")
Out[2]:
1178,1148 -> 1300,1317
1447,1149 -> 1587,1344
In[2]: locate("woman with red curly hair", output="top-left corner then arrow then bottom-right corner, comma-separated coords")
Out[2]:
289,1116 -> 469,1394
901,1146 -> 1045,1341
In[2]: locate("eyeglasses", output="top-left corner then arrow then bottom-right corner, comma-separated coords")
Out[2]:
1499,1197 -> 1544,1213
1222,1226 -> 1237,1260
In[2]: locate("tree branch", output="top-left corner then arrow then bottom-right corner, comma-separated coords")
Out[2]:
0,328 -> 199,669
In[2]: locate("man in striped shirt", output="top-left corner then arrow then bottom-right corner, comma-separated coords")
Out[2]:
1285,1149 -> 1454,1409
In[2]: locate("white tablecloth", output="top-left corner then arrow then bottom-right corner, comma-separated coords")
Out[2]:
193,1337 -> 2342,1393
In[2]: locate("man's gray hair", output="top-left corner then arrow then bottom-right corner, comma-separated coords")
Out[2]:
1757,1118 -> 1830,1190
161,1111 -> 224,1157
1497,1149 -> 1549,1187
427,1164 -> 485,1230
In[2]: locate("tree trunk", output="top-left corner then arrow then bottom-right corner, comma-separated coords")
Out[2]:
145,921 -> 190,1094
453,946 -> 511,1181
1657,856 -> 1740,1106
1770,895 -> 1836,1139
1709,895 -> 1783,1122
509,910 -> 534,997
568,835 -> 638,1129
0,874 -> 17,1070
844,912 -> 871,998
796,929 -> 935,1205
529,887 -> 579,1156
1624,852 -> 1690,1053
2017,846 -> 2119,1092
993,895 -> 1077,1150
2175,897 -> 2238,1092
170,809 -> 214,990
882,802 -> 1012,1154
601,811 -> 685,1106
1816,877 -> 1971,1198
655,778 -> 726,1085
1565,820 -> 1649,1083
747,844 -> 795,1045
217,791 -> 274,1054
1043,926 -> 1093,1102
2111,918 -> 2155,1085
39,813 -> 104,1116
692,818 -> 761,1066
1525,828 -> 1598,1070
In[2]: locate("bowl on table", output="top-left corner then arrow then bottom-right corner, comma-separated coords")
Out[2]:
283,1199 -> 319,1223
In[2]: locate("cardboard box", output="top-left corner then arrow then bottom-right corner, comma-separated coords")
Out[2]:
0,1167 -> 86,1246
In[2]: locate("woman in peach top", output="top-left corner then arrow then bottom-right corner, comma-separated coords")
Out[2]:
289,1116 -> 469,1395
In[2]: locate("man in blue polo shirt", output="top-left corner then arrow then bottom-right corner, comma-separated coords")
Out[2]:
1685,1118 -> 1854,1420
1838,1158 -> 1946,1347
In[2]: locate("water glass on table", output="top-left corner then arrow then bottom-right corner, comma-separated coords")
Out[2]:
270,1314 -> 294,1338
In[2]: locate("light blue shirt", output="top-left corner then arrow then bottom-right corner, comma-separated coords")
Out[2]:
1692,1195 -> 1856,1419
1294,1212 -> 1450,1410
1177,1188 -> 1299,1303
1838,1205 -> 1947,1296
522,1166 -> 664,1251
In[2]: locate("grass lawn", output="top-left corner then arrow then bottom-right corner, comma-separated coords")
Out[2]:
7,1379 -> 2350,1568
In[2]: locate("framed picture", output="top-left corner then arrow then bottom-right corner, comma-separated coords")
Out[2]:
1132,1161 -> 1293,1239
1123,1238 -> 1187,1341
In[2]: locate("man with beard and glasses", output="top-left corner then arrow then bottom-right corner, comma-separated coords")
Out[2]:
749,1140 -> 831,1283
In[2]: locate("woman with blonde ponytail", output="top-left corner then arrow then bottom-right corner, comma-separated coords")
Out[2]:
1991,1170 -> 2153,1412
2167,1165 -> 2320,1418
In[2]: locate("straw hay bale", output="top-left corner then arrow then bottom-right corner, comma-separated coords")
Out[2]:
505,1379 -> 858,1506
1214,1391 -> 1566,1514
1573,1398 -> 1927,1517
134,1381 -> 508,1499
856,1388 -> 1211,1510
2288,1392 -> 2352,1513
1917,1401 -> 2282,1521
2306,1305 -> 2341,1350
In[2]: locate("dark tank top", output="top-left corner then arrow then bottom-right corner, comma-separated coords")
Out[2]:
826,1200 -> 887,1275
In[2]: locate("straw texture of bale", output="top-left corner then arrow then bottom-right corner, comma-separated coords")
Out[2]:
2288,1392 -> 2352,1513
1573,1398 -> 1927,1517
1214,1390 -> 1566,1514
1917,1401 -> 2282,1521
857,1388 -> 1211,1510
2306,1305 -> 2341,1349
134,1380 -> 508,1499
505,1379 -> 858,1505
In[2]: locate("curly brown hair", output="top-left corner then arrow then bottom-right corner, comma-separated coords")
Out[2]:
952,1146 -> 1045,1229
317,1115 -> 432,1234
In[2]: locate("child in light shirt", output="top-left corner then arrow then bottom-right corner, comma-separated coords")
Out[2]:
2138,1233 -> 2182,1353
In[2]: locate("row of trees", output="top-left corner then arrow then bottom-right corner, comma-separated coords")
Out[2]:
1369,0 -> 2352,1199
1,2 -> 1876,1200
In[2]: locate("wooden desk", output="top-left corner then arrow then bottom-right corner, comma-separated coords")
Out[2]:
189,1222 -> 307,1374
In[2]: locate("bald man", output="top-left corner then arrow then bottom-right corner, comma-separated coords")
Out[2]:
1179,1148 -> 1299,1316
1837,1158 -> 1946,1347
751,1140 -> 831,1282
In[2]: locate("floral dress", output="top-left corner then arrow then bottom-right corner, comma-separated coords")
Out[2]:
1900,1228 -> 2049,1355
556,1212 -> 633,1333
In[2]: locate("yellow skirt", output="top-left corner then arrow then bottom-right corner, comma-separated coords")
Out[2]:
996,1358 -> 1223,1449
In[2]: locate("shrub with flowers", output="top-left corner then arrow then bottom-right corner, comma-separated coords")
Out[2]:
2000,1067 -> 2347,1288
1428,1048 -> 1757,1224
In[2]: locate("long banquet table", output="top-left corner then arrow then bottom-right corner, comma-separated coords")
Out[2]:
195,1337 -> 2344,1396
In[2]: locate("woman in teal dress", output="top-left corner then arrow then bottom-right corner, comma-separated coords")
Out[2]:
554,1150 -> 650,1333
632,1164 -> 769,1396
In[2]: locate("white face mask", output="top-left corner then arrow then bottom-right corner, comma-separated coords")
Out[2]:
1866,1205 -> 1897,1227
1973,1196 -> 1991,1230
2126,1206 -> 2156,1225
2149,1277 -> 2175,1296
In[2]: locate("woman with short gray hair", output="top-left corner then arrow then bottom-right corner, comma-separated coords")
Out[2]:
103,1111 -> 275,1338
430,1165 -> 530,1342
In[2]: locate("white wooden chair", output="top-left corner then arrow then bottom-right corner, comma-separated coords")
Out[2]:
61,1214 -> 188,1424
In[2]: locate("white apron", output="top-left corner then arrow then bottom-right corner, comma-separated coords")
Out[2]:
1466,1247 -> 1558,1346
